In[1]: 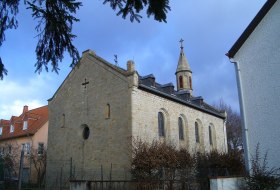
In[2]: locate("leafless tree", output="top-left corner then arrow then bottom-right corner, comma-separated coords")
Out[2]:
0,143 -> 20,180
27,148 -> 47,186
213,99 -> 243,152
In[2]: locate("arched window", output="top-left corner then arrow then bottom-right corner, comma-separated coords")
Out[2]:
178,117 -> 184,140
189,77 -> 192,89
179,76 -> 183,88
106,104 -> 110,119
195,122 -> 200,143
158,112 -> 165,137
61,113 -> 65,128
209,125 -> 213,145
209,124 -> 216,148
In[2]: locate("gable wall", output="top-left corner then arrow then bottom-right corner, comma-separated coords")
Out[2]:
46,53 -> 133,189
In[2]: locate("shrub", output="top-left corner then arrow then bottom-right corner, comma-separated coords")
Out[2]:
196,150 -> 245,178
131,139 -> 244,182
242,144 -> 280,190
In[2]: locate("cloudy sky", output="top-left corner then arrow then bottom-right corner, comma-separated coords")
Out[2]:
0,0 -> 266,119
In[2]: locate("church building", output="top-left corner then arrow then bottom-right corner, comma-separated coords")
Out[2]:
45,42 -> 227,189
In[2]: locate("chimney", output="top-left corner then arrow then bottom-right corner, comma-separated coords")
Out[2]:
127,60 -> 135,72
23,105 -> 28,114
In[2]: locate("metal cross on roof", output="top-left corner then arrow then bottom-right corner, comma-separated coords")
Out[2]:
179,38 -> 184,50
82,78 -> 89,89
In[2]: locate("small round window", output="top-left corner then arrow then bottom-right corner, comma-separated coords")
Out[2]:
82,125 -> 90,140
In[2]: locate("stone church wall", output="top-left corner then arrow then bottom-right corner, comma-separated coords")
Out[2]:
131,87 -> 227,153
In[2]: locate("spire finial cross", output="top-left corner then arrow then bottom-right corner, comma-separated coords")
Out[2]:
179,38 -> 184,50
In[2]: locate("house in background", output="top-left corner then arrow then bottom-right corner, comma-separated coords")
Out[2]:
227,0 -> 279,171
0,105 -> 48,183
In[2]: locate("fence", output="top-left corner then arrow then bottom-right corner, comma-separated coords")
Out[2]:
47,157 -> 243,190
46,158 -> 210,190
70,179 -> 210,190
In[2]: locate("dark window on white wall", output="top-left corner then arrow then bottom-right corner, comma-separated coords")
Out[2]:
158,112 -> 165,137
178,117 -> 184,140
195,122 -> 200,143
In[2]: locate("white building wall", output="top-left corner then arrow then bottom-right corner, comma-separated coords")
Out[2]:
233,0 -> 280,169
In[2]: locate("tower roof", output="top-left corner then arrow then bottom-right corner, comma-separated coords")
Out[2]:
176,39 -> 191,73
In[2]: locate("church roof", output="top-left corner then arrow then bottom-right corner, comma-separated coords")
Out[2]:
227,0 -> 277,58
139,74 -> 225,119
0,106 -> 48,141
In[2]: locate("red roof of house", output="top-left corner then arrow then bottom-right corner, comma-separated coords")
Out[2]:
0,105 -> 48,141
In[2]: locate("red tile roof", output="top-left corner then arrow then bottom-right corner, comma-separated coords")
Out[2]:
0,105 -> 48,141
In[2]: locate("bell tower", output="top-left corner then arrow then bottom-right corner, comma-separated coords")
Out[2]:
176,39 -> 193,94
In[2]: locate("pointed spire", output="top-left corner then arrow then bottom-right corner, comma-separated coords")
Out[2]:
175,39 -> 193,93
176,38 -> 191,73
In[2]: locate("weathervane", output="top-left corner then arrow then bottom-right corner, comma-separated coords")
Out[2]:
114,54 -> 118,66
179,38 -> 184,50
